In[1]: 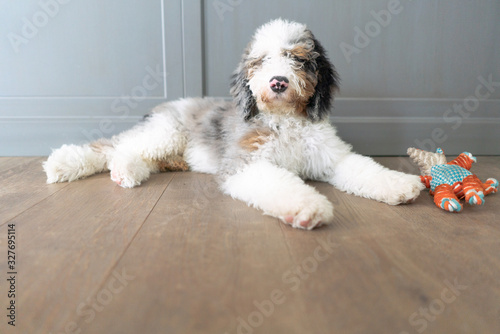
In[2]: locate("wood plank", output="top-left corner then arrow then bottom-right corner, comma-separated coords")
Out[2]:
0,157 -> 42,172
0,157 -> 69,225
0,171 -> 173,334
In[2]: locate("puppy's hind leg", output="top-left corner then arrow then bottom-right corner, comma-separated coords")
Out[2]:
44,106 -> 188,187
108,112 -> 188,188
221,161 -> 334,230
44,138 -> 111,184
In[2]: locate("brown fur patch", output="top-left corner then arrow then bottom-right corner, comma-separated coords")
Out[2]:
297,69 -> 317,98
157,155 -> 189,172
89,138 -> 113,153
291,69 -> 318,117
260,90 -> 272,104
290,92 -> 309,117
296,66 -> 318,116
288,45 -> 311,61
239,129 -> 272,151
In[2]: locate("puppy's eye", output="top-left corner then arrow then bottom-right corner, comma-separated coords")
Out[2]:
283,50 -> 308,63
248,56 -> 264,68
293,55 -> 308,63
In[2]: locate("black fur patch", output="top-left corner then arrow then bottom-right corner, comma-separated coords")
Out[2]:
142,113 -> 152,122
305,32 -> 340,122
210,114 -> 223,140
230,46 -> 259,122
204,111 -> 226,156
230,73 -> 259,121
215,106 -> 228,113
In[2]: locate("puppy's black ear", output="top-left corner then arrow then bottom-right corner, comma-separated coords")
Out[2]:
230,46 -> 259,121
306,36 -> 340,122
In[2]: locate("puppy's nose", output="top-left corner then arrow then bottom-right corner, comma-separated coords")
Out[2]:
270,76 -> 289,93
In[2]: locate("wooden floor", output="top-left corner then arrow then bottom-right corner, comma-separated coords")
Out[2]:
1,156 -> 499,334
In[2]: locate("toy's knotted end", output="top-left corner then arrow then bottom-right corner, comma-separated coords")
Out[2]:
420,175 -> 432,188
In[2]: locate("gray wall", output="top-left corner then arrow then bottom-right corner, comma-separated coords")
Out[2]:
0,0 -> 202,155
1,0 -> 499,156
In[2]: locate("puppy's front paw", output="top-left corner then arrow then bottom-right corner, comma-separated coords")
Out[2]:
279,195 -> 334,230
383,173 -> 425,205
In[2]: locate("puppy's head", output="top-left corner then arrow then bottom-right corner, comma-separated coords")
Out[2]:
230,19 -> 339,122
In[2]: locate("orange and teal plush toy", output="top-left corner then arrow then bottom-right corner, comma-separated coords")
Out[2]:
407,147 -> 498,212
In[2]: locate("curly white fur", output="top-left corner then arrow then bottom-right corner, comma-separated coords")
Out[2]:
43,19 -> 424,230
44,144 -> 108,183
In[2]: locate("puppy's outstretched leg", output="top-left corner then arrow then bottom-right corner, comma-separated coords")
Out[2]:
43,139 -> 111,184
221,161 -> 334,230
44,108 -> 188,187
329,153 -> 425,205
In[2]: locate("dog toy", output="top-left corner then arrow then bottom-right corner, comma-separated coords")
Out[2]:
407,147 -> 498,212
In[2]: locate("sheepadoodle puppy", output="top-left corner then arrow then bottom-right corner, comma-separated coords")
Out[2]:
44,19 -> 424,230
